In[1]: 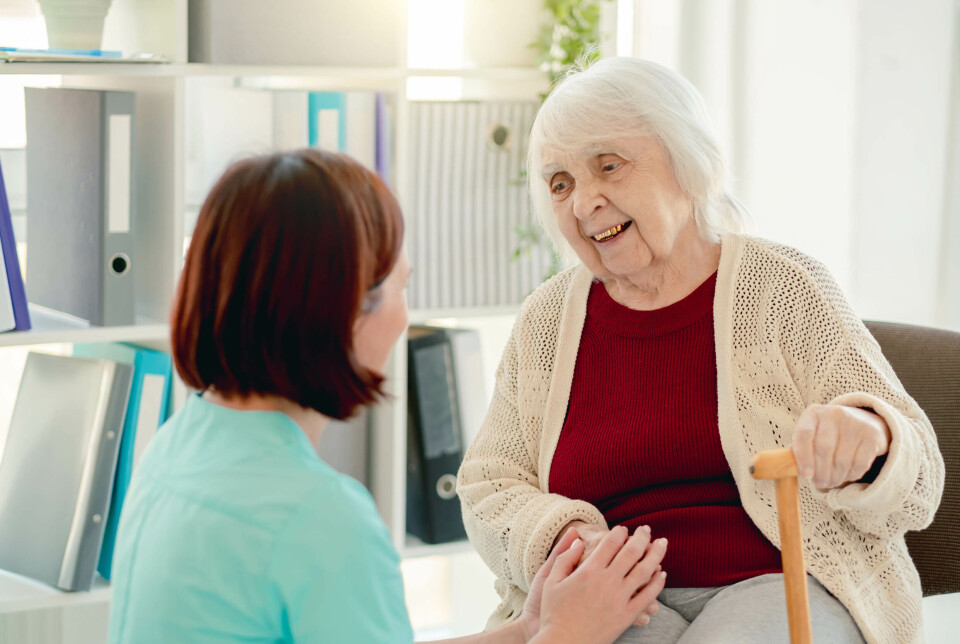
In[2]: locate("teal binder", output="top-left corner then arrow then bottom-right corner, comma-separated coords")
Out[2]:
308,92 -> 346,152
72,343 -> 172,580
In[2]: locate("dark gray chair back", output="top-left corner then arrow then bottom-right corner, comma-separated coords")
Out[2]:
864,320 -> 960,596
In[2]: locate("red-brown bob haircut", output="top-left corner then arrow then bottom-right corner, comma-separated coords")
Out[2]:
171,148 -> 404,419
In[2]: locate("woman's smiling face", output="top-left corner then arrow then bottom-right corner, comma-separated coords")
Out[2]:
542,134 -> 696,283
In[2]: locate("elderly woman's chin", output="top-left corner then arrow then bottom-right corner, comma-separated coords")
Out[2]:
577,230 -> 655,280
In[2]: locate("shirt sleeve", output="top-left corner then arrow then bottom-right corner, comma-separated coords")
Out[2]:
270,477 -> 414,644
786,255 -> 944,538
457,309 -> 608,593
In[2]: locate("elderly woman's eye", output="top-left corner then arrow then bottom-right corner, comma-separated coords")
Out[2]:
550,176 -> 571,194
602,161 -> 622,173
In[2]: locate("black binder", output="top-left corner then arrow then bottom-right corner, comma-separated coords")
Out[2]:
406,327 -> 468,544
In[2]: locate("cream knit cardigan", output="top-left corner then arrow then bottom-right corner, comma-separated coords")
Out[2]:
457,234 -> 944,644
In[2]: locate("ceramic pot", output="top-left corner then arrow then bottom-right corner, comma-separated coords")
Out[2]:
37,0 -> 113,50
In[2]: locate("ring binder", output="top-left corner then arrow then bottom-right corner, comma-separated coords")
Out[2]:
0,353 -> 133,591
405,325 -> 486,544
25,87 -> 136,326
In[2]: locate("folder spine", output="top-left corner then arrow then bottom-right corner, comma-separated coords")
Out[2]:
273,90 -> 310,151
0,155 -> 27,332
308,92 -> 346,152
72,343 -> 173,580
0,239 -> 14,332
343,92 -> 377,171
375,92 -> 391,183
59,361 -> 131,589
406,327 -> 468,544
101,92 -> 135,326
25,87 -> 136,326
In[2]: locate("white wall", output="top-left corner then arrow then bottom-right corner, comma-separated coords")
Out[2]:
736,0 -> 860,293
941,8 -> 960,329
637,0 -> 859,290
635,0 -> 959,330
850,0 -> 957,327
634,1 -> 960,638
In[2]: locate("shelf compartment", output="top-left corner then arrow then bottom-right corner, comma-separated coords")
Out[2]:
0,570 -> 110,615
409,305 -> 521,325
402,536 -> 474,560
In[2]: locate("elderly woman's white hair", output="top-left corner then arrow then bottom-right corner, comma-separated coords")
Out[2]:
528,56 -> 747,263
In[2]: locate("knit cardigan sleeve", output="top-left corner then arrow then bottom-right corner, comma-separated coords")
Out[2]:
763,242 -> 944,538
457,273 -> 607,593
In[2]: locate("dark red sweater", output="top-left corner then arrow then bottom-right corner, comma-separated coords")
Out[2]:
549,273 -> 782,588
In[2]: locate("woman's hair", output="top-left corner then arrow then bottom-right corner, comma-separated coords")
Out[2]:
527,56 -> 746,263
171,149 -> 404,419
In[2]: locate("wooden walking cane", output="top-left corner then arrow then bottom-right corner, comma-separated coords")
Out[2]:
750,447 -> 813,644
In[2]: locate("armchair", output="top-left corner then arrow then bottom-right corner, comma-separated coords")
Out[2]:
752,320 -> 959,643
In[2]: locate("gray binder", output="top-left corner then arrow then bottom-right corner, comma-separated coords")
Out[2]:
25,87 -> 136,326
0,352 -> 133,591
442,327 -> 487,448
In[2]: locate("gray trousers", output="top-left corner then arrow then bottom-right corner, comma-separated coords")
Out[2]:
615,574 -> 865,644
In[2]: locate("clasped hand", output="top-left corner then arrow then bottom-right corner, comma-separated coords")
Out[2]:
523,525 -> 668,643
791,404 -> 891,490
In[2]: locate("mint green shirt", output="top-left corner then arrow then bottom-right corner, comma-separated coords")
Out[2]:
108,395 -> 413,643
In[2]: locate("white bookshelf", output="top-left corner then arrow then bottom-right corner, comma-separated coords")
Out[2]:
0,308 -> 167,349
402,536 -> 475,560
0,0 -> 545,634
409,305 -> 522,326
0,571 -> 110,615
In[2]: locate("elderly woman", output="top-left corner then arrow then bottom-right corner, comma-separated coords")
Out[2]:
457,57 -> 943,644
108,148 -> 668,644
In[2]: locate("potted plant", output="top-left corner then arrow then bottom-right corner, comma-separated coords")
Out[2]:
513,0 -> 613,282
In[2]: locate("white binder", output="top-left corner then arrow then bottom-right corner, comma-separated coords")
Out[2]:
0,352 -> 133,591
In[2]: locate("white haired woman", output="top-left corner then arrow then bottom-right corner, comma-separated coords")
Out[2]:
457,57 -> 943,644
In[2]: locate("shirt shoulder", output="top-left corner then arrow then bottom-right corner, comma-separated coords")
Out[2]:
269,475 -> 413,644
734,235 -> 839,289
515,264 -> 593,335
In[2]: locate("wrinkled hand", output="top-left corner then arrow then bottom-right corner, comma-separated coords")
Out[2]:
553,522 -> 662,626
530,525 -> 668,644
554,521 -> 608,561
791,404 -> 891,490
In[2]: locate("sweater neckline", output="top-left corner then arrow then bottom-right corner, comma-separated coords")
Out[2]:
587,271 -> 718,338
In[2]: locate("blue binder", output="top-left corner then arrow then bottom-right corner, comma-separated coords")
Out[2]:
375,92 -> 391,182
0,156 -> 30,331
72,343 -> 172,580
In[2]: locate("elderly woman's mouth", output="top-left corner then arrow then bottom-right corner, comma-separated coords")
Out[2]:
592,221 -> 633,242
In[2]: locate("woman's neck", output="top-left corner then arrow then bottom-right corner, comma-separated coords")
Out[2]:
203,390 -> 329,450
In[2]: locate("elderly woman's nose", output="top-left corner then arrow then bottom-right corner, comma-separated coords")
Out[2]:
572,181 -> 607,219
